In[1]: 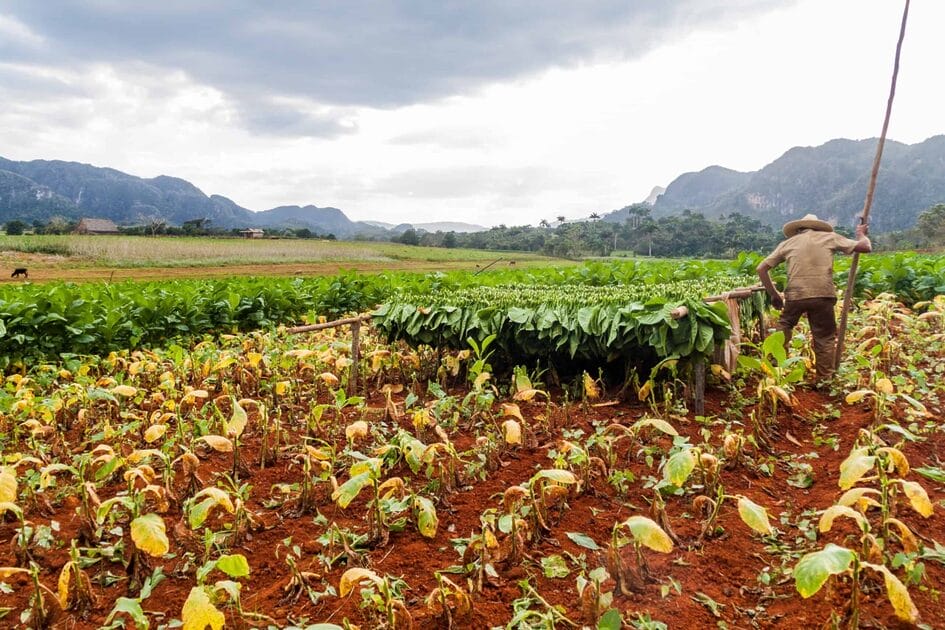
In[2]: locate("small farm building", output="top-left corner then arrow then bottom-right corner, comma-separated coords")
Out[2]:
75,218 -> 120,235
239,228 -> 265,239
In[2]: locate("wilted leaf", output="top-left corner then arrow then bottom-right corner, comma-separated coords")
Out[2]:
331,471 -> 372,509
845,389 -> 872,404
345,421 -> 369,441
414,496 -> 438,538
111,385 -> 138,397
144,424 -> 167,443
630,417 -> 678,436
874,378 -> 894,394
502,419 -> 522,445
339,568 -> 383,597
583,372 -> 600,400
500,403 -> 523,421
197,435 -> 233,453
818,505 -> 869,532
837,487 -> 882,511
897,480 -> 933,517
532,469 -> 578,485
227,398 -> 248,438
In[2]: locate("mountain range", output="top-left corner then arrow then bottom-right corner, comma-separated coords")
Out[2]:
639,136 -> 945,232
2,135 -> 944,236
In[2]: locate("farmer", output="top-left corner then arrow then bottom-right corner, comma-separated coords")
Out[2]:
756,213 -> 871,383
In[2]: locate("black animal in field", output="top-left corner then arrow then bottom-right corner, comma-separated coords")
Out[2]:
11,267 -> 28,279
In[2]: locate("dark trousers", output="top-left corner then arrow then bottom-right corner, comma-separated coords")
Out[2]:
776,297 -> 838,380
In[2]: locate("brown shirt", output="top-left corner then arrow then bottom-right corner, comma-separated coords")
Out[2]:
762,230 -> 859,300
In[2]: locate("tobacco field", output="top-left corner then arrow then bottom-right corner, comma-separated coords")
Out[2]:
0,257 -> 944,629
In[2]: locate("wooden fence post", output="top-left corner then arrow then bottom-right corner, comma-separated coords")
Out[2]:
350,319 -> 361,396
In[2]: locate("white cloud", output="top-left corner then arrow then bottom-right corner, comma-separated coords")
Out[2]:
0,0 -> 941,227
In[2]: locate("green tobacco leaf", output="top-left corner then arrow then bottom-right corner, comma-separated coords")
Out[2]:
566,532 -> 601,550
414,495 -> 439,538
913,465 -> 945,483
215,554 -> 250,578
736,496 -> 773,535
664,448 -> 697,487
104,597 -> 148,630
597,608 -> 623,630
541,554 -> 570,578
794,544 -> 856,598
331,471 -> 372,509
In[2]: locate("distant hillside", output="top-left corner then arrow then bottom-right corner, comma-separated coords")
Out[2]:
651,136 -> 945,232
0,157 -> 383,237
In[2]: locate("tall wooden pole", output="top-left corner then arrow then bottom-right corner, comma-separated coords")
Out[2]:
835,0 -> 910,370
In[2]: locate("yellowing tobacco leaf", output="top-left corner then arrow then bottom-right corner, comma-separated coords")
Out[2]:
502,419 -> 522,445
319,372 -> 340,387
345,421 -> 369,441
583,372 -> 600,400
131,513 -> 169,557
144,424 -> 167,443
621,515 -> 673,553
500,403 -> 523,421
838,448 -> 876,490
227,398 -> 248,438
818,505 -> 868,532
845,390 -> 871,404
862,562 -> 918,623
875,378 -> 894,394
111,385 -> 138,397
198,435 -> 233,453
897,480 -> 933,517
736,496 -> 774,536
0,467 -> 16,504
57,561 -> 74,608
182,586 -> 225,630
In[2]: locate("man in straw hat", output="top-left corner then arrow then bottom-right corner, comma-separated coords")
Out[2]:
756,213 -> 871,383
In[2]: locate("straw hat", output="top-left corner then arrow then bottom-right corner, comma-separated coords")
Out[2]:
783,213 -> 833,237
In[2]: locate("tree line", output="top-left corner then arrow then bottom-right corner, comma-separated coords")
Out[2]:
395,206 -> 783,258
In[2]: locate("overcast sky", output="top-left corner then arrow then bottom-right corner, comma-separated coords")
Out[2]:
1,0 -> 941,227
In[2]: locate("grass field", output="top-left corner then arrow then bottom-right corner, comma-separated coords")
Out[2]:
0,234 -> 558,282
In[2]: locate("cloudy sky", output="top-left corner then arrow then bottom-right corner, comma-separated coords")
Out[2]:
1,0 -> 941,227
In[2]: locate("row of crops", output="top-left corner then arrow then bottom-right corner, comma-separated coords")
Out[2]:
0,253 -> 943,369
